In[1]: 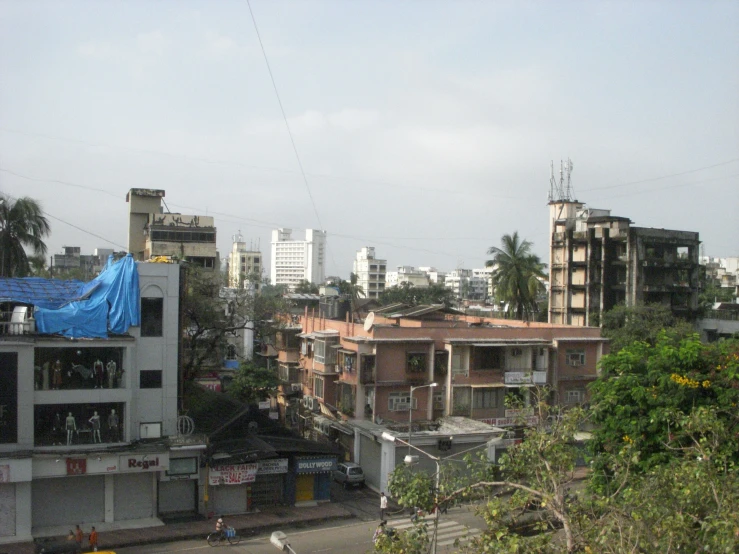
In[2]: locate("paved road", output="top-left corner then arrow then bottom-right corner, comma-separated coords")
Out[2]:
116,507 -> 484,554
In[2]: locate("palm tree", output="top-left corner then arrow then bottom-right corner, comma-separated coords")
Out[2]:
0,195 -> 51,278
486,232 -> 547,320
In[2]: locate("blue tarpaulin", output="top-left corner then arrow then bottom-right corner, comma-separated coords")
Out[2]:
0,254 -> 140,338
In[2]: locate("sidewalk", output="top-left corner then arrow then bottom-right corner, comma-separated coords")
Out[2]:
4,503 -> 354,554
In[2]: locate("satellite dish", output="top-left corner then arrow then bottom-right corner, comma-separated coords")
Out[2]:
363,312 -> 375,332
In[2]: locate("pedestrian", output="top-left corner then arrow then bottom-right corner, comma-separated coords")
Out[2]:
66,530 -> 75,541
74,525 -> 83,547
380,491 -> 388,520
89,526 -> 98,551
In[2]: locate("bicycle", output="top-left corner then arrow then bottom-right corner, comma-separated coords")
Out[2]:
207,527 -> 241,546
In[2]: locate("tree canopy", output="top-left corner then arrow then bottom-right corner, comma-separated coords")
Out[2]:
0,195 -> 51,278
379,281 -> 455,308
486,232 -> 547,320
600,303 -> 694,353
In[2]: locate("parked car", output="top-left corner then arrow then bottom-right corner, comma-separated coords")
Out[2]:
34,539 -> 81,554
333,462 -> 365,488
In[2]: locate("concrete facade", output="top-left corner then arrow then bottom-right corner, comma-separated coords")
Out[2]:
227,232 -> 262,289
127,188 -> 218,269
548,201 -> 701,326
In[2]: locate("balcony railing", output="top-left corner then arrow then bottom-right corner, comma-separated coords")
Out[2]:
504,371 -> 547,385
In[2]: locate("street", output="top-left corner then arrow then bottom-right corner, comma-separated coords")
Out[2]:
116,506 -> 485,554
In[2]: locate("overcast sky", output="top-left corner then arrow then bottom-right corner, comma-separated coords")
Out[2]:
1,0 -> 737,279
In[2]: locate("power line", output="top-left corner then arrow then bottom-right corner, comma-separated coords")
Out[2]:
245,0 -> 324,231
0,190 -> 128,250
579,158 -> 739,192
593,172 -> 739,200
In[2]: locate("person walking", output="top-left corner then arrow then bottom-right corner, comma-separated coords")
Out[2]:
88,526 -> 98,551
380,492 -> 388,520
74,525 -> 83,547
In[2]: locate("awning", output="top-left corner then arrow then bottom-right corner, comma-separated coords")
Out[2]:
337,348 -> 356,355
469,383 -> 506,388
319,402 -> 335,418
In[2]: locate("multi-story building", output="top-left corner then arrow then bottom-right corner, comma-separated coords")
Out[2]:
548,200 -> 701,326
445,269 -> 488,301
270,228 -> 326,290
227,232 -> 262,289
0,258 -> 203,544
127,188 -> 218,269
51,247 -> 116,279
419,267 -> 446,286
352,247 -> 386,300
274,306 -> 606,491
385,266 -> 430,289
473,266 -> 495,299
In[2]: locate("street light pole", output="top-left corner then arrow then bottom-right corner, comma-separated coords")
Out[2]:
408,382 -> 437,456
381,432 -> 443,554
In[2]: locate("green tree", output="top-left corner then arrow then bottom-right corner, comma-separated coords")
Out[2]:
294,279 -> 319,294
588,333 -> 739,479
227,360 -> 280,404
380,282 -> 455,308
28,254 -> 50,277
601,303 -> 694,353
0,195 -> 51,277
486,232 -> 547,321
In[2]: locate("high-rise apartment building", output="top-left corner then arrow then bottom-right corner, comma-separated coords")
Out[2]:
548,199 -> 701,326
270,228 -> 326,289
352,247 -> 386,299
227,232 -> 262,289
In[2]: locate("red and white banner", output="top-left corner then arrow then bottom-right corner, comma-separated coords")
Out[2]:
209,463 -> 258,485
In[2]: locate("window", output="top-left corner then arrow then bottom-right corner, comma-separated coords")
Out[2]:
167,457 -> 198,476
473,388 -> 498,409
433,391 -> 445,410
476,347 -> 504,369
388,392 -> 417,411
141,298 -> 163,337
406,353 -> 427,374
566,350 -> 586,367
313,376 -> 325,399
315,337 -> 338,364
435,351 -> 449,374
565,390 -> 584,404
140,370 -> 163,388
226,344 -> 237,360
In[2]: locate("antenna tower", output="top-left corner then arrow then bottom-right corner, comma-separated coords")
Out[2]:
549,159 -> 575,202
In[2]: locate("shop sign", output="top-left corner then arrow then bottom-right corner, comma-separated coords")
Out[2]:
269,411 -> 279,420
120,454 -> 168,472
296,457 -> 336,474
209,463 -> 258,485
257,458 -> 288,475
195,378 -> 221,392
0,353 -> 18,444
67,458 -> 87,475
0,464 -> 9,483
259,400 -> 271,410
477,416 -> 539,427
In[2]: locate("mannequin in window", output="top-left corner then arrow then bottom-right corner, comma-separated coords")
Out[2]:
108,409 -> 119,442
89,411 -> 102,443
106,360 -> 117,389
42,361 -> 50,390
53,360 -> 63,389
93,359 -> 104,388
66,412 -> 77,445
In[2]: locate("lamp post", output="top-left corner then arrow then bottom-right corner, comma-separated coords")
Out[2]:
408,382 -> 437,456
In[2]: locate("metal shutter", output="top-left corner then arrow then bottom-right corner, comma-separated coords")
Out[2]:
158,479 -> 196,514
32,476 -> 105,527
212,484 -> 247,515
115,473 -> 154,520
0,484 -> 15,537
359,434 -> 382,490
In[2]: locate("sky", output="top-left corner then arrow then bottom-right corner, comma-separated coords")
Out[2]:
1,0 -> 737,279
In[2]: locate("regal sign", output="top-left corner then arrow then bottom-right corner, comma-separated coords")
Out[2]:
119,453 -> 168,472
209,463 -> 258,485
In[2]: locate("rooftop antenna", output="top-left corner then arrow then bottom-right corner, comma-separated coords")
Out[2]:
549,159 -> 574,202
564,158 -> 575,201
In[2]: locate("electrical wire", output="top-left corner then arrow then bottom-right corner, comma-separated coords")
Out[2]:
245,0 -> 324,231
0,190 -> 128,250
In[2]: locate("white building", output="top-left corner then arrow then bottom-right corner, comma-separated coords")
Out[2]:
0,259 -> 201,543
419,267 -> 446,285
445,269 -> 488,301
270,228 -> 327,289
473,266 -> 495,299
227,232 -> 262,290
352,247 -> 386,299
385,266 -> 430,289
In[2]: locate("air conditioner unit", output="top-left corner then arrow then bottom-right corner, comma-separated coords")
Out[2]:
310,397 -> 321,413
395,402 -> 410,412
291,383 -> 302,392
302,396 -> 312,408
